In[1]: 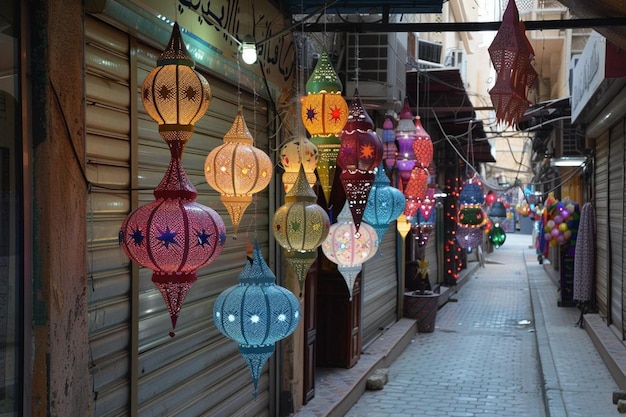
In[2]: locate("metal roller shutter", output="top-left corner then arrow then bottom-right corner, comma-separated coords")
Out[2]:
595,131 -> 609,319
609,126 -> 624,331
135,40 -> 273,416
85,15 -> 133,417
361,225 -> 398,346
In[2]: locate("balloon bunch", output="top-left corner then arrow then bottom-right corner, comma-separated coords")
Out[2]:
542,194 -> 579,247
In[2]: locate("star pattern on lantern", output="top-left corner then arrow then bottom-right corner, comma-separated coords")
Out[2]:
157,226 -> 178,248
130,227 -> 144,246
195,229 -> 213,247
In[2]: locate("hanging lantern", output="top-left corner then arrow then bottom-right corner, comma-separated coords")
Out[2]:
456,225 -> 484,249
204,107 -> 273,236
120,22 -> 226,336
273,167 -> 330,293
381,116 -> 397,171
487,200 -> 507,225
489,224 -> 507,248
396,214 -> 412,239
412,205 -> 437,247
419,187 -> 436,220
363,163 -> 406,243
457,176 -> 486,228
485,190 -> 497,205
403,166 -> 429,221
279,135 -> 318,192
322,203 -> 379,300
395,97 -> 416,188
412,116 -> 433,169
337,89 -> 383,233
213,241 -> 300,397
301,50 -> 348,204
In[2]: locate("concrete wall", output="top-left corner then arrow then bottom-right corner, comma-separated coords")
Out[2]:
30,0 -> 90,415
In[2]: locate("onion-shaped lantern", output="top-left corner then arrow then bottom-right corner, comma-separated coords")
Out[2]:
381,116 -> 397,171
395,97 -> 416,188
489,224 -> 507,248
121,22 -> 226,336
213,241 -> 300,397
273,167 -> 330,293
338,89 -> 383,233
322,203 -> 379,300
204,107 -> 273,236
412,116 -> 433,169
457,177 -> 486,228
279,135 -> 318,192
363,163 -> 406,243
301,50 -> 348,204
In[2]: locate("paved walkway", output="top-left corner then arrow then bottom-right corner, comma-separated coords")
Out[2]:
342,233 -> 621,417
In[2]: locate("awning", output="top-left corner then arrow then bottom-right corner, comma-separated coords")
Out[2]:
406,69 -> 495,163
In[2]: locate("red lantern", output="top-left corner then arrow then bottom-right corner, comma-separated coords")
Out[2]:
403,167 -> 429,221
338,89 -> 383,232
412,116 -> 433,169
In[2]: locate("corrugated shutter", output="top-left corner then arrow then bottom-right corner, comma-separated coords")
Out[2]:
135,40 -> 273,416
595,130 -> 609,319
609,126 -> 623,331
85,15 -> 133,416
361,225 -> 398,346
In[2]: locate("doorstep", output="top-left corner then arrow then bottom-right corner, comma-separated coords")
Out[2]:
584,313 -> 626,391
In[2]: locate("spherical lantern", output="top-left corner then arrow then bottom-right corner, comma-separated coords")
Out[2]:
213,241 -> 300,397
381,116 -> 397,171
204,107 -> 273,236
279,135 -> 318,192
121,22 -> 226,336
322,203 -> 379,300
301,50 -> 348,205
363,163 -> 406,243
273,167 -> 330,292
395,97 -> 416,188
412,116 -> 433,169
141,22 -> 211,137
337,89 -> 383,233
489,224 -> 507,248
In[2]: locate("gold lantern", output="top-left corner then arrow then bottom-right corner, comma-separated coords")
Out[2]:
301,50 -> 348,204
273,167 -> 330,293
279,135 -> 319,193
204,107 -> 273,236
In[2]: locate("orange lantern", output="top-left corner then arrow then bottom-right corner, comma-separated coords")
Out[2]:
279,135 -> 318,193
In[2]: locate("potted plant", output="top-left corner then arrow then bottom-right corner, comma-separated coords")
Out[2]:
403,259 -> 440,333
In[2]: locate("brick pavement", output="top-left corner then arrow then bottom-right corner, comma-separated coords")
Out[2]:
344,233 -> 620,417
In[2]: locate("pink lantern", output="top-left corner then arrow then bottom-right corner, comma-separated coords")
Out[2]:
381,116 -> 397,171
120,22 -> 226,335
322,203 -> 379,300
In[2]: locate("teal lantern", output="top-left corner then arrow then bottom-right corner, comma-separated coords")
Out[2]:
489,224 -> 507,248
363,163 -> 406,243
213,241 -> 300,396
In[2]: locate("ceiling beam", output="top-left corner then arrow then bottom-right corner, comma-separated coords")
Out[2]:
301,17 -> 626,32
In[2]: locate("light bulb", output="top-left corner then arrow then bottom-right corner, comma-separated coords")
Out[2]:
241,42 -> 257,64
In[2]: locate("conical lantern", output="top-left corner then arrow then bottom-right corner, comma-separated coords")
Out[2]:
395,98 -> 416,188
120,22 -> 226,336
204,107 -> 273,236
412,116 -> 433,169
279,135 -> 319,192
337,89 -> 383,233
213,241 -> 300,397
363,163 -> 406,243
322,203 -> 379,300
381,116 -> 397,171
273,167 -> 330,293
301,50 -> 348,204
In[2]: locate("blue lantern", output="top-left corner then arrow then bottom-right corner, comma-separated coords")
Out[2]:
363,163 -> 406,243
213,241 -> 300,396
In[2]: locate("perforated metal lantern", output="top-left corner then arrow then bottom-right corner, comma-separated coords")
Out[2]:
279,135 -> 318,193
403,167 -> 429,221
456,225 -> 484,249
121,22 -> 225,336
213,241 -> 300,397
487,201 -> 507,225
395,98 -> 416,188
363,163 -> 406,243
381,116 -> 397,171
204,108 -> 273,235
412,116 -> 433,169
338,89 -> 383,232
273,167 -> 330,292
457,177 -> 487,228
322,203 -> 379,300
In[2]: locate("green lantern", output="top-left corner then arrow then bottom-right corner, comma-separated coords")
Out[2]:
489,224 -> 507,248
